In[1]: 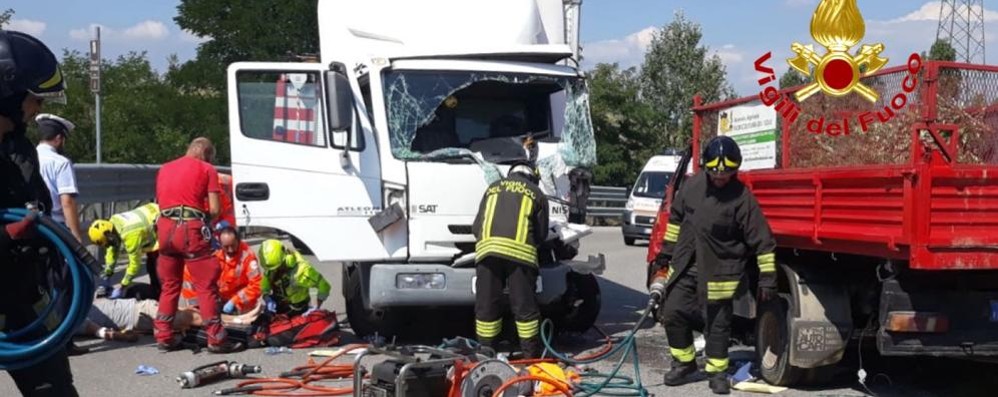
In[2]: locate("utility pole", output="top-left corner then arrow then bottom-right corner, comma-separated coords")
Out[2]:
89,27 -> 102,163
937,0 -> 986,64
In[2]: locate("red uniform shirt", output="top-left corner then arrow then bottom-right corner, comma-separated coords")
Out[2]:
156,156 -> 220,212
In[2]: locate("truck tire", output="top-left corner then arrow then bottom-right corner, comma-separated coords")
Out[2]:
343,265 -> 397,337
551,272 -> 601,333
756,295 -> 803,386
624,237 -> 636,246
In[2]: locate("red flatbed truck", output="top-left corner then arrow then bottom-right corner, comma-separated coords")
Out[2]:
647,60 -> 998,385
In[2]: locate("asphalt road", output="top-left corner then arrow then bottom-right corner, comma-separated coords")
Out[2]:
2,227 -> 996,396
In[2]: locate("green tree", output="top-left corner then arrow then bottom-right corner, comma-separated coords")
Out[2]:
640,11 -> 735,148
172,0 -> 319,90
50,51 -> 229,164
0,8 -> 13,27
779,68 -> 809,90
588,63 -> 660,186
928,39 -> 957,61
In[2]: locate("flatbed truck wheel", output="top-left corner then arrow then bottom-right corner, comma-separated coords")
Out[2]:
551,272 -> 601,333
756,295 -> 803,386
343,265 -> 398,337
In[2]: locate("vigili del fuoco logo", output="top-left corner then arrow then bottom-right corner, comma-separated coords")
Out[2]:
752,0 -> 923,137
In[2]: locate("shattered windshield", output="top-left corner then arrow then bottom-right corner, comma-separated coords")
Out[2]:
383,70 -> 596,170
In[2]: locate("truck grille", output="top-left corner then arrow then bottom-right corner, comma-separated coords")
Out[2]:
635,216 -> 656,226
448,225 -> 473,235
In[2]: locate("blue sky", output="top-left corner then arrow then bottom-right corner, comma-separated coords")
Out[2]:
4,0 -> 997,95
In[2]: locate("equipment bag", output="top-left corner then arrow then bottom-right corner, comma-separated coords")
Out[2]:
259,309 -> 341,348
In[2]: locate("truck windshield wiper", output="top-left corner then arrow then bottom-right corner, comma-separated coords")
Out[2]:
418,152 -> 476,163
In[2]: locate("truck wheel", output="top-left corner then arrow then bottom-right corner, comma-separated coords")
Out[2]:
551,273 -> 601,333
343,266 -> 397,337
624,237 -> 636,246
756,295 -> 803,386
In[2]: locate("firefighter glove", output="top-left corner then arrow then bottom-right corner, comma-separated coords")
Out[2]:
4,212 -> 38,241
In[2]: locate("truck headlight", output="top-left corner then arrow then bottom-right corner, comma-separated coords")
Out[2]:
625,200 -> 635,211
396,273 -> 446,289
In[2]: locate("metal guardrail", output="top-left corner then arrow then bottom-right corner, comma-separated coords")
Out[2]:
587,186 -> 628,220
71,163 -> 628,224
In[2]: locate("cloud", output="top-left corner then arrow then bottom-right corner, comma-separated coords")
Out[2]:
123,21 -> 169,40
180,29 -> 209,44
6,19 -> 46,36
581,26 -> 657,68
715,44 -> 744,65
69,20 -> 170,42
889,1 -> 998,23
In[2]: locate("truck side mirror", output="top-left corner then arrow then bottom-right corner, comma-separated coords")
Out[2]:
326,71 -> 354,132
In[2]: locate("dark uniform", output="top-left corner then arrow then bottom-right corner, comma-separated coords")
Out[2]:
659,136 -> 776,394
472,167 -> 549,358
0,30 -> 79,396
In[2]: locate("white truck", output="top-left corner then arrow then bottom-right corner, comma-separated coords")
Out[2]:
226,0 -> 603,336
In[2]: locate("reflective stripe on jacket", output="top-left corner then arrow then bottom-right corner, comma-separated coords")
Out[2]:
181,241 -> 263,310
261,250 -> 331,308
472,175 -> 549,267
104,203 -> 160,285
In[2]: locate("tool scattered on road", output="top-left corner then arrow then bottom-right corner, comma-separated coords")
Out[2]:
178,361 -> 262,389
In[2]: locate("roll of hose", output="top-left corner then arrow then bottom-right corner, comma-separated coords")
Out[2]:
0,208 -> 99,371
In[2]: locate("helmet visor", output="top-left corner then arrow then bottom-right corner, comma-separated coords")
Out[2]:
29,89 -> 66,105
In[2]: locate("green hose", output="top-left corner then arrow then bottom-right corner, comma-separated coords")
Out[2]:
540,300 -> 656,397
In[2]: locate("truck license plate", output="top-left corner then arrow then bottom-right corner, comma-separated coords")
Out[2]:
471,277 -> 543,294
991,300 -> 998,322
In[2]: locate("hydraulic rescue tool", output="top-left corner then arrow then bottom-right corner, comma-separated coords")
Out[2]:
178,361 -> 262,389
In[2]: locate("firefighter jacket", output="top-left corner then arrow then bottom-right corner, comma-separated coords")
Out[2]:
661,172 -> 777,297
261,250 -> 331,310
472,174 -> 550,267
104,203 -> 160,286
181,241 -> 263,311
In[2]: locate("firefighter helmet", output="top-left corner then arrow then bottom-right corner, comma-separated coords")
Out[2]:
508,161 -> 540,184
0,30 -> 66,103
701,136 -> 742,175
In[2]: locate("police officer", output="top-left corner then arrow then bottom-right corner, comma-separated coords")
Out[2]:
472,161 -> 549,358
658,136 -> 777,395
0,29 -> 80,396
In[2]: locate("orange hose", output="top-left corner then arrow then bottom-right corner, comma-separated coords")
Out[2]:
491,375 -> 574,397
231,344 -> 367,396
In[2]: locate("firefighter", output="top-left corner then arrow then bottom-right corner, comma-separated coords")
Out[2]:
258,239 -> 331,316
180,221 -> 262,314
88,202 -> 161,299
472,161 -> 550,358
0,29 -> 80,395
155,137 -> 242,353
658,136 -> 777,395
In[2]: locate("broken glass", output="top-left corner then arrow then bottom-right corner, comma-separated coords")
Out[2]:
383,70 -> 597,184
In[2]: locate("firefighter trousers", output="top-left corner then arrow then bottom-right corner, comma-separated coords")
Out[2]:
661,264 -> 735,374
474,257 -> 542,358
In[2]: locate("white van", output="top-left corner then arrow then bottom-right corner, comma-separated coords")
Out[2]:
621,151 -> 682,245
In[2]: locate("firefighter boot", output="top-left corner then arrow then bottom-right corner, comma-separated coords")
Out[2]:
521,337 -> 544,359
663,360 -> 698,386
708,371 -> 731,395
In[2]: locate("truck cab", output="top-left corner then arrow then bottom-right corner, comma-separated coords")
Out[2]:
226,0 -> 602,336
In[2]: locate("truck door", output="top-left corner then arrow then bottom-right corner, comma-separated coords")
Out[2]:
227,62 -> 390,261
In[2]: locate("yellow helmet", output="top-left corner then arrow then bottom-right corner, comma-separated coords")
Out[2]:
88,220 -> 115,246
259,239 -> 288,271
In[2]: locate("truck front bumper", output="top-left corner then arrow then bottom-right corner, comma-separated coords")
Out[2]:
362,254 -> 606,309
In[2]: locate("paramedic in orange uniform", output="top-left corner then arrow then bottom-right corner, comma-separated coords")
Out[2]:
180,221 -> 262,315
